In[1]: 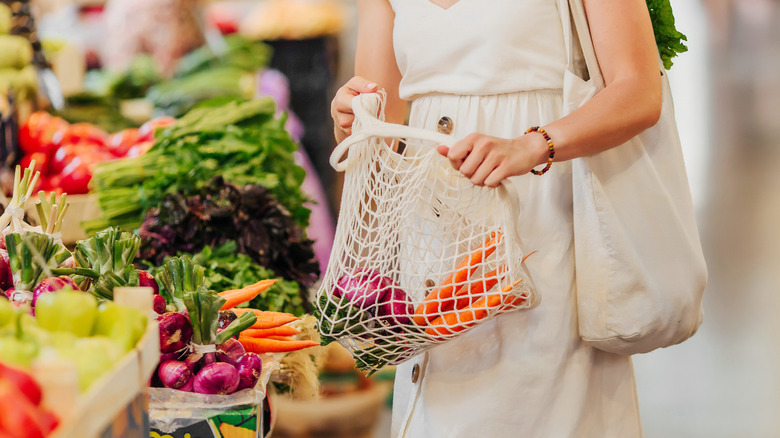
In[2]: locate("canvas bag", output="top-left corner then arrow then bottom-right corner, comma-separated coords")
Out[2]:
561,0 -> 708,355
315,92 -> 538,372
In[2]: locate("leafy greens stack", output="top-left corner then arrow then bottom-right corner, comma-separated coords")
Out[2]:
86,98 -> 310,233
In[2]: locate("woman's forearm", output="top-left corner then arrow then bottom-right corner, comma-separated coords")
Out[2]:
542,74 -> 662,162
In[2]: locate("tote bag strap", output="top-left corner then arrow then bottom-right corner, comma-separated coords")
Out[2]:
564,0 -> 605,90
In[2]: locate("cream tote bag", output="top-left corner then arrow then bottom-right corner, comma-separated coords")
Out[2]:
561,0 -> 708,355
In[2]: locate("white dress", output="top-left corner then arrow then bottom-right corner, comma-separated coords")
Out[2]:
387,1 -> 643,437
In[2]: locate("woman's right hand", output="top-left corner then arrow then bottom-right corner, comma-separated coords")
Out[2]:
331,76 -> 379,143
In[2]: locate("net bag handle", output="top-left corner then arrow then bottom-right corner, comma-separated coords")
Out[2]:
329,92 -> 527,263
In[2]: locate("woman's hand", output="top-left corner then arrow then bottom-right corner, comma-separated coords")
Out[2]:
437,132 -> 550,187
331,76 -> 379,143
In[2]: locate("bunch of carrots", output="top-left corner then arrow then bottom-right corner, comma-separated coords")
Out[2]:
217,280 -> 319,354
412,232 -> 534,339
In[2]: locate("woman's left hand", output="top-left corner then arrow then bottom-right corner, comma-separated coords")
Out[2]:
437,133 -> 549,187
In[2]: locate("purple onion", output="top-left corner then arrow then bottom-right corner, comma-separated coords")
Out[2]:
157,312 -> 193,354
153,295 -> 167,314
333,268 -> 392,310
235,353 -> 263,391
0,250 -> 12,290
184,352 -> 203,373
217,338 -> 246,367
378,283 -> 414,327
32,276 -> 79,307
193,362 -> 240,395
160,351 -> 184,362
158,360 -> 194,390
138,270 -> 159,295
218,310 -> 237,332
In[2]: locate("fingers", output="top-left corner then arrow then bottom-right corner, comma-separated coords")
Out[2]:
345,76 -> 379,94
331,77 -> 380,138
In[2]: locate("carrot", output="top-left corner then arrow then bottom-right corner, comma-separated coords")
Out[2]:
452,265 -> 507,309
219,279 -> 279,310
425,279 -> 525,338
238,335 -> 319,354
266,336 -> 295,342
232,308 -> 298,329
241,326 -> 301,338
412,232 -> 503,325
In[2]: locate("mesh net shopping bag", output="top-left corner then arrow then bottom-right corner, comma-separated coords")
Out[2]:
315,93 -> 539,372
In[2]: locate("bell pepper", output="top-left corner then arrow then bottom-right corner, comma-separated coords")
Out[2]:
92,301 -> 147,353
35,290 -> 97,337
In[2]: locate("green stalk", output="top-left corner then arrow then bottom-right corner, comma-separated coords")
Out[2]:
216,312 -> 256,344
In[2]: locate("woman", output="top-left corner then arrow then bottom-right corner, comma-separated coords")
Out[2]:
331,1 -> 661,436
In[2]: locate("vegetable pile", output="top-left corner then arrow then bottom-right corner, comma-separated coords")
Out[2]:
151,256 -> 317,395
136,176 -> 319,306
18,111 -> 173,194
86,98 -> 310,233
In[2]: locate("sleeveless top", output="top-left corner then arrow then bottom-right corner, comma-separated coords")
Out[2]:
390,0 -> 569,100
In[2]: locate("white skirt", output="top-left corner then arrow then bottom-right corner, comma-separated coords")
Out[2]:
391,91 -> 643,438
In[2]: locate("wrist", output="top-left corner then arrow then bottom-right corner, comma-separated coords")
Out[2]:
523,126 -> 556,176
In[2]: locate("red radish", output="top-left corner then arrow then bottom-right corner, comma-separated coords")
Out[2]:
138,270 -> 159,295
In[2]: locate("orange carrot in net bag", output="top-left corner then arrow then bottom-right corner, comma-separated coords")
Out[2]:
412,232 -> 503,325
425,279 -> 525,339
219,279 -> 279,310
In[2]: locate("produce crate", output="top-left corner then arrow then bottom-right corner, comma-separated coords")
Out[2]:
50,319 -> 160,438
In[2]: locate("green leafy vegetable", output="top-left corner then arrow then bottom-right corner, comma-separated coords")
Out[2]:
86,98 -> 310,233
647,0 -> 688,70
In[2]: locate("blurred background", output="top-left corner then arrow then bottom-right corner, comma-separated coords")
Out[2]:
1,0 -> 778,437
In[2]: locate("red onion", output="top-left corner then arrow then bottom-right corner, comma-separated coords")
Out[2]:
138,270 -> 159,295
158,360 -> 194,390
0,250 -> 11,291
153,295 -> 167,314
183,353 -> 203,373
378,283 -> 414,327
216,338 -> 246,367
157,312 -> 193,354
235,353 -> 263,391
59,256 -> 76,269
160,351 -> 184,362
31,276 -> 79,307
333,268 -> 392,310
193,363 -> 240,395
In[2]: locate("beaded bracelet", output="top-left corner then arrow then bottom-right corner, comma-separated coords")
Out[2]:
525,126 -> 555,176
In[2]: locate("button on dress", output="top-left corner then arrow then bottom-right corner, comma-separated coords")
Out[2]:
387,1 -> 644,437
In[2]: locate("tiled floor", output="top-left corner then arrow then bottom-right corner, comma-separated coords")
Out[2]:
372,1 -> 780,437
